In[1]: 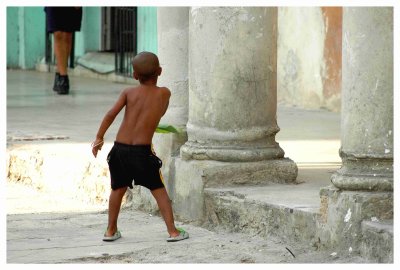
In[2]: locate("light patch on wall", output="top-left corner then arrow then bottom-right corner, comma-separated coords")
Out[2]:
344,208 -> 352,223
277,7 -> 326,110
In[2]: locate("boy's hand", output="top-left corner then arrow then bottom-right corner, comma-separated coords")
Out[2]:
91,138 -> 104,158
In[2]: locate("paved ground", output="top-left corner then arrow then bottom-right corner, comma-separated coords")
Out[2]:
6,182 -> 366,264
5,70 -> 369,264
6,69 -> 128,144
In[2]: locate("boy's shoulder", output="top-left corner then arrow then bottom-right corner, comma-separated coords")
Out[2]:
158,86 -> 171,95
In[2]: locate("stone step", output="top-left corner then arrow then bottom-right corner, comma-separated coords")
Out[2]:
203,184 -> 394,263
203,184 -> 322,248
6,143 -> 114,206
5,143 -> 153,211
360,219 -> 393,263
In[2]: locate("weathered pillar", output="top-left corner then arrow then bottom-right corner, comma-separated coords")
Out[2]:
157,7 -> 189,127
331,7 -> 393,191
174,7 -> 297,221
138,7 -> 189,211
181,7 -> 286,162
318,7 -> 393,254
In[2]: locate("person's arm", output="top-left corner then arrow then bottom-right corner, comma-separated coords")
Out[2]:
92,89 -> 127,157
161,88 -> 171,116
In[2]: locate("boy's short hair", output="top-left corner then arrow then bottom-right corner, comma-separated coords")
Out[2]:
132,51 -> 160,81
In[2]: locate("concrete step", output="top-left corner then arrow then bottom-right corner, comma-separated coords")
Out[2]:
360,219 -> 393,263
5,143 -> 156,212
203,183 -> 323,248
6,143 -> 114,206
203,183 -> 394,263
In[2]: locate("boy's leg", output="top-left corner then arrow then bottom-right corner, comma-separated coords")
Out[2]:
105,186 -> 128,236
151,187 -> 180,237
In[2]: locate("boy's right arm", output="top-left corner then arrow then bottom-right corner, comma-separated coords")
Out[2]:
92,89 -> 127,157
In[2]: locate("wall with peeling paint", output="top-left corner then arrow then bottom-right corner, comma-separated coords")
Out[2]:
277,7 -> 342,112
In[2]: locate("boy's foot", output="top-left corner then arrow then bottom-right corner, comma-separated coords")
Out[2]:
102,230 -> 121,242
167,228 -> 189,242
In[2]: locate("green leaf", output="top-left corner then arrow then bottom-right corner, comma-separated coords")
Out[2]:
155,124 -> 180,134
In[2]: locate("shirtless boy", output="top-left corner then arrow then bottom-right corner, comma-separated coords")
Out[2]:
91,51 -> 189,242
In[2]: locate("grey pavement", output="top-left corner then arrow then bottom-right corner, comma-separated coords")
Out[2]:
5,70 -> 362,264
6,69 -> 129,144
6,183 -> 364,264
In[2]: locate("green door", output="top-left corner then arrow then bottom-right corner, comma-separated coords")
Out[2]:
137,7 -> 157,54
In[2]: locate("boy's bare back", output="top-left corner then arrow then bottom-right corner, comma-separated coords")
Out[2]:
116,85 -> 170,145
92,51 -> 170,157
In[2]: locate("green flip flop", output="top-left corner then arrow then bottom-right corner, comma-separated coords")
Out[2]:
103,230 -> 121,242
167,228 -> 189,242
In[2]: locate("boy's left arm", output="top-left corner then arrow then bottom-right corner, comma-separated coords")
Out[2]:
161,87 -> 171,116
92,89 -> 127,157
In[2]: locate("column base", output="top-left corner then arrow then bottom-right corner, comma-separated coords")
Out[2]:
171,157 -> 298,221
317,186 -> 393,251
330,154 -> 393,191
180,141 -> 285,162
331,171 -> 393,191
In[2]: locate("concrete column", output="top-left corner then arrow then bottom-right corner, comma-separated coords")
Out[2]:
181,7 -> 288,162
157,7 -> 189,127
173,7 -> 297,221
317,8 -> 393,253
331,7 -> 393,191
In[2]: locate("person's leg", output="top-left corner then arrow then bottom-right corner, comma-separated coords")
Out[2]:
151,187 -> 180,237
105,186 -> 128,236
53,31 -> 72,75
65,32 -> 73,61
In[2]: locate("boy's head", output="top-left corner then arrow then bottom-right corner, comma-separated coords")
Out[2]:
132,51 -> 162,82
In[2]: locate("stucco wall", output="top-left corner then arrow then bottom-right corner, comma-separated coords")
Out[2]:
137,7 -> 158,53
7,7 -> 45,69
277,7 -> 342,112
83,7 -> 101,52
7,7 -> 19,68
73,7 -> 102,58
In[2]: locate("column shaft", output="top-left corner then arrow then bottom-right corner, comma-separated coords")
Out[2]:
157,7 -> 189,127
331,7 -> 393,191
181,7 -> 284,162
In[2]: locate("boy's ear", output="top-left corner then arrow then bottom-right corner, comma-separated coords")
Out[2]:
133,71 -> 139,80
158,67 -> 162,76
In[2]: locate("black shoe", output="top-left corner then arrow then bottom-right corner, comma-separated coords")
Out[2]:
53,72 -> 60,92
55,75 -> 70,95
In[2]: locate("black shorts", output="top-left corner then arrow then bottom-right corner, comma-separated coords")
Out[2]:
107,142 -> 165,191
45,7 -> 82,33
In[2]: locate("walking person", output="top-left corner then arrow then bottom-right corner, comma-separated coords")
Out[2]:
44,7 -> 82,94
